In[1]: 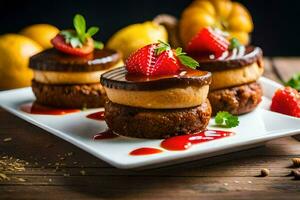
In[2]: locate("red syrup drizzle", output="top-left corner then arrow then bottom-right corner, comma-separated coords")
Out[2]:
20,102 -> 80,115
87,111 -> 105,121
128,130 -> 234,156
129,147 -> 163,156
160,130 -> 235,151
93,130 -> 118,140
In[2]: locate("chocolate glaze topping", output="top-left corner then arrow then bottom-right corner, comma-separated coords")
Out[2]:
194,46 -> 263,72
100,67 -> 212,91
30,48 -> 122,72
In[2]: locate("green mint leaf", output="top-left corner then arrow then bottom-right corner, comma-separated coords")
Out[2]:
175,47 -> 183,55
174,47 -> 199,69
60,14 -> 105,51
215,112 -> 225,124
158,40 -> 170,47
87,27 -> 99,37
70,37 -> 82,48
94,40 -> 104,49
177,55 -> 199,69
215,111 -> 239,128
285,73 -> 300,91
229,38 -> 241,50
226,115 -> 239,128
74,14 -> 86,43
155,40 -> 171,55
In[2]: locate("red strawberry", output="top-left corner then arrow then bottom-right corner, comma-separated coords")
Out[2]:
270,87 -> 300,118
51,34 -> 94,56
125,41 -> 199,76
186,27 -> 229,57
152,50 -> 180,76
125,44 -> 157,75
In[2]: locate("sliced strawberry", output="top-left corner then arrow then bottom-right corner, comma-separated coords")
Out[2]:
51,34 -> 94,57
270,87 -> 300,118
186,27 -> 229,57
152,50 -> 180,76
125,44 -> 157,75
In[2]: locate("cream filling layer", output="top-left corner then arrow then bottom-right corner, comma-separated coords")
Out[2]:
105,85 -> 209,109
210,62 -> 264,90
33,60 -> 124,84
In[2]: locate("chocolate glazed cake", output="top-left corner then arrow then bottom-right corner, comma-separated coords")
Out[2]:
101,67 -> 212,139
29,48 -> 123,108
195,46 -> 264,115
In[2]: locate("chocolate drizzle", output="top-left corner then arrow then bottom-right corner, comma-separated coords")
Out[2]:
29,48 -> 122,72
100,67 -> 212,91
194,46 -> 263,71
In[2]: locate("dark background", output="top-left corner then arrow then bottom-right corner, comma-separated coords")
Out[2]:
1,0 -> 299,56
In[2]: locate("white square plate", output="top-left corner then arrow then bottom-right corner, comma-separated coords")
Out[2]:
1,77 -> 300,169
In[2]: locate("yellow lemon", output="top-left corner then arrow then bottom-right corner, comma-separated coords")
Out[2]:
20,24 -> 59,49
179,0 -> 254,46
107,21 -> 168,59
0,34 -> 43,89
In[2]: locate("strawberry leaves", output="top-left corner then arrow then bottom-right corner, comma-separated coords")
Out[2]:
94,40 -> 104,50
73,14 -> 86,43
60,14 -> 103,50
86,27 -> 100,37
175,47 -> 199,69
155,41 -> 199,70
229,38 -> 241,50
285,73 -> 300,91
155,40 -> 171,55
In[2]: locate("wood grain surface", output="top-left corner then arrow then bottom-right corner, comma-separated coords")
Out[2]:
1,58 -> 300,200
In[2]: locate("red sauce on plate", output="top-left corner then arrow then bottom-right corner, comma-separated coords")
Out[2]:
87,111 -> 105,121
93,130 -> 118,140
20,102 -> 80,115
129,147 -> 162,156
161,130 -> 234,151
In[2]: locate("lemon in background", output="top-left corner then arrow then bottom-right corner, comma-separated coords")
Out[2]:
20,24 -> 59,49
0,34 -> 43,89
107,21 -> 168,59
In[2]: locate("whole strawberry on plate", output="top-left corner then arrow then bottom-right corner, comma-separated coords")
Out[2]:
271,87 -> 300,118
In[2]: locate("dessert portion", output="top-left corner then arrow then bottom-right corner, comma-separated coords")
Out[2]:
101,41 -> 212,139
186,27 -> 264,115
29,14 -> 123,108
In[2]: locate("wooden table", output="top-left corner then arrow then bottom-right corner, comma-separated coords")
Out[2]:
1,58 -> 300,200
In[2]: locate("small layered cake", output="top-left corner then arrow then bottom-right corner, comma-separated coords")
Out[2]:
29,14 -> 123,108
197,46 -> 263,115
30,49 -> 122,108
101,41 -> 212,139
186,27 -> 264,115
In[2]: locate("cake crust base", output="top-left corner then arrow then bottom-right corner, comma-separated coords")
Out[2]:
104,99 -> 212,139
208,82 -> 262,115
32,80 -> 106,108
